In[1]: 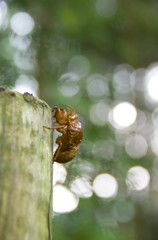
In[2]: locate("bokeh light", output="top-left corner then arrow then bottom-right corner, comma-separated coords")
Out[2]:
13,50 -> 36,70
125,134 -> 148,159
126,166 -> 150,191
86,74 -> 110,100
53,184 -> 79,213
89,102 -> 110,126
131,68 -> 146,92
0,1 -> 8,30
150,130 -> 158,156
58,72 -> 80,97
53,163 -> 67,185
109,102 -> 137,129
13,74 -> 39,96
10,12 -> 34,36
93,173 -> 118,199
96,0 -> 118,18
113,64 -> 134,94
68,55 -> 90,78
70,177 -> 93,198
145,63 -> 158,102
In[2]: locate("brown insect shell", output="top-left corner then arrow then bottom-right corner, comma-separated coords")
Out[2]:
53,107 -> 79,128
52,107 -> 83,163
53,107 -> 67,125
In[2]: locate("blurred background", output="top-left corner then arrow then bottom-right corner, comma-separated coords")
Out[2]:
1,0 -> 158,239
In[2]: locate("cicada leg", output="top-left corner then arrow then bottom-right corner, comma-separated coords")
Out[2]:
43,125 -> 62,130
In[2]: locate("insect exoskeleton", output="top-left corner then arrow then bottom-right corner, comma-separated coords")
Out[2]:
44,107 -> 83,164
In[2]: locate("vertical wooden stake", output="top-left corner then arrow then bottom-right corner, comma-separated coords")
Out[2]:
0,90 -> 53,240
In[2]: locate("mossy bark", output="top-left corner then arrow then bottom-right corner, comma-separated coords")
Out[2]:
0,89 -> 53,240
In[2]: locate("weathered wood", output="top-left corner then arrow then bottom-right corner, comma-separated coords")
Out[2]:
0,89 -> 53,240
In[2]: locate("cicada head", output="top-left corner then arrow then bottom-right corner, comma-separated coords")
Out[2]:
53,107 -> 68,124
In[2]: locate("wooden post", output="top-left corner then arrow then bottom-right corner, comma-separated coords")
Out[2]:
0,89 -> 53,240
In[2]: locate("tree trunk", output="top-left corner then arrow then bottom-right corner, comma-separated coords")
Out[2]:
0,89 -> 53,240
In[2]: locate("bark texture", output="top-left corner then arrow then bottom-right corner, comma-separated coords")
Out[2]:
0,89 -> 53,240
